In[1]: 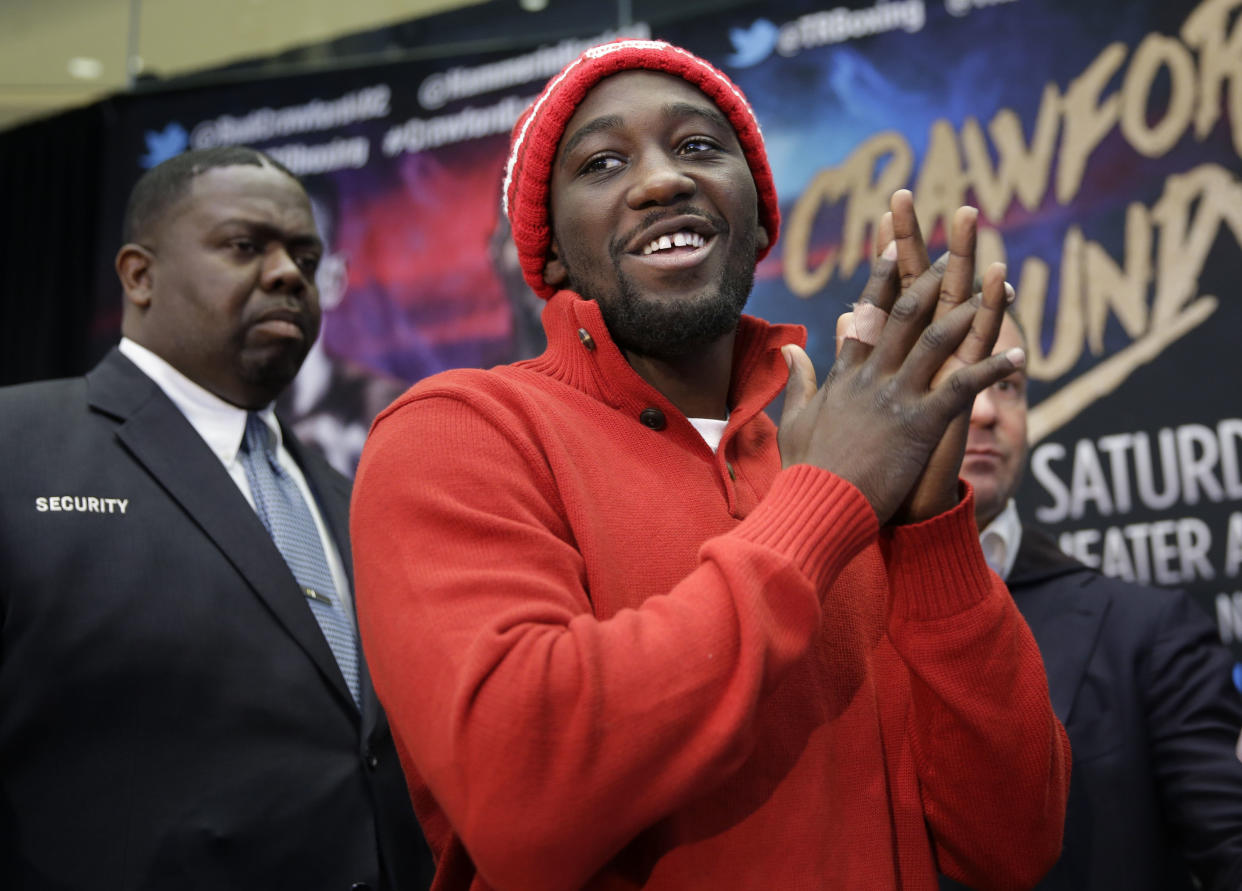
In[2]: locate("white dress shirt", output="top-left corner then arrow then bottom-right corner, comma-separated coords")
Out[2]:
978,497 -> 1023,581
118,338 -> 354,616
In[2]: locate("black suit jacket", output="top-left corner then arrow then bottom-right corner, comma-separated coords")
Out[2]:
943,525 -> 1242,890
0,349 -> 433,890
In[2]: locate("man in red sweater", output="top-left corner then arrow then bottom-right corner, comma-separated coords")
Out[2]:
352,39 -> 1071,891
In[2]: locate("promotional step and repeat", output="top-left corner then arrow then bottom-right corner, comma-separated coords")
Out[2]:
91,0 -> 1242,645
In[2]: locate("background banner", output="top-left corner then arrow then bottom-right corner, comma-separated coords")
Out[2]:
91,0 -> 1242,645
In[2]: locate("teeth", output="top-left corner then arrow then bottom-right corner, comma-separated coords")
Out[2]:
642,230 -> 706,255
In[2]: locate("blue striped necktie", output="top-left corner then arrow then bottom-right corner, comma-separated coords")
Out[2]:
240,412 -> 360,706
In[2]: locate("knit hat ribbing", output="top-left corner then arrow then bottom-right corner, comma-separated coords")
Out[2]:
503,39 -> 781,300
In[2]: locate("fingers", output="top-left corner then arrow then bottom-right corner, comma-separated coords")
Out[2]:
936,206 -> 978,322
854,193 -> 1003,385
890,189 -> 930,290
950,261 -> 1008,368
778,344 -> 819,430
896,282 -> 1020,400
929,338 -> 1027,420
861,239 -> 900,313
837,242 -> 900,366
866,195 -> 990,377
874,211 -> 895,259
867,251 -> 950,372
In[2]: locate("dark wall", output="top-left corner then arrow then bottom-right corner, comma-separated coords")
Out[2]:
0,103 -> 109,385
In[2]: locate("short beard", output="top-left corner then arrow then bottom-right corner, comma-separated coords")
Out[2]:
570,217 -> 758,361
601,263 -> 754,360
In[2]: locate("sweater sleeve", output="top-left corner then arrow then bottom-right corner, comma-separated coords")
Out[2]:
882,492 -> 1072,891
351,390 -> 877,891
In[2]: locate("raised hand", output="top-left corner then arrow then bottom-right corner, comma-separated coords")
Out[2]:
886,191 -> 1016,524
777,191 -> 1023,526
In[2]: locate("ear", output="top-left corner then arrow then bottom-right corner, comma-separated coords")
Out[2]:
543,238 -> 569,289
756,224 -> 770,254
116,243 -> 155,309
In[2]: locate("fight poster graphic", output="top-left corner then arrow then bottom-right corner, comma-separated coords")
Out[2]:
650,0 -> 1241,648
91,0 -> 1241,644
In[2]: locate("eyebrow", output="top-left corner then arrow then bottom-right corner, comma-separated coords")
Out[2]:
666,101 -> 730,131
558,101 -> 734,168
559,114 -> 624,165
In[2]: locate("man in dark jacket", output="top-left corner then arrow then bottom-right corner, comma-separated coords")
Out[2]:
0,146 -> 433,890
944,310 -> 1242,890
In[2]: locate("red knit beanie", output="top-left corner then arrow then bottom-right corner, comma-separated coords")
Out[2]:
503,39 -> 781,300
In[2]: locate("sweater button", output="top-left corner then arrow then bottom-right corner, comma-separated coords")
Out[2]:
577,328 -> 596,350
639,408 -> 666,430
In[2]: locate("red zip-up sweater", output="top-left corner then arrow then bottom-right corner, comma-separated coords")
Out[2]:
352,290 -> 1070,891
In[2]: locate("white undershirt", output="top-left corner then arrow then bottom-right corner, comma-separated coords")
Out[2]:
978,498 -> 1023,581
688,416 -> 729,453
118,338 -> 353,614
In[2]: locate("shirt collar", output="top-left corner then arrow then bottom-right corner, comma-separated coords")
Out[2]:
118,338 -> 279,464
979,498 -> 1023,580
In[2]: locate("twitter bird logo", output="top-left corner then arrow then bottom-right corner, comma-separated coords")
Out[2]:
140,123 -> 189,169
726,19 -> 779,68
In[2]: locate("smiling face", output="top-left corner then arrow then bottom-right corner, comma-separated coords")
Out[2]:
962,313 -> 1029,527
544,70 -> 769,361
118,163 -> 323,409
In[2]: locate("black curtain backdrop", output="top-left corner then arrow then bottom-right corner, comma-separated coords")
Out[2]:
0,102 -> 109,386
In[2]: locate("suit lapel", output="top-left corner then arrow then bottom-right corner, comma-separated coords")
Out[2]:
1009,527 -> 1108,724
88,350 -> 359,717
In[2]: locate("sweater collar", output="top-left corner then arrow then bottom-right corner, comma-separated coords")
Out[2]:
523,289 -> 805,440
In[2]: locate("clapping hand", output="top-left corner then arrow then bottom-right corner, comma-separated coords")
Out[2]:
777,190 -> 1022,526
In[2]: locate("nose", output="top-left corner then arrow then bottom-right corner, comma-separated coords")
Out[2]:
261,244 -> 308,294
626,151 -> 695,209
971,386 -> 997,427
